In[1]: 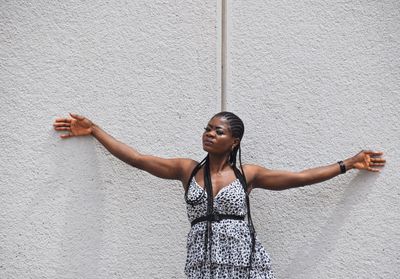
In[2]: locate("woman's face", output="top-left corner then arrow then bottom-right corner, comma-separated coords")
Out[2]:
202,117 -> 239,154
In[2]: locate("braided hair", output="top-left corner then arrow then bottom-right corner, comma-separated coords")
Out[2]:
184,111 -> 256,277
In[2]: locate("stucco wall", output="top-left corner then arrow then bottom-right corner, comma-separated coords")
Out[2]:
227,1 -> 400,278
1,1 -> 399,279
1,1 -> 218,278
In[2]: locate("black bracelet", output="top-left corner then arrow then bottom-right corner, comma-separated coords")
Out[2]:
337,161 -> 346,174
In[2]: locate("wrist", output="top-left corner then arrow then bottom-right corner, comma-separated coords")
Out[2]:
343,157 -> 356,171
91,123 -> 100,136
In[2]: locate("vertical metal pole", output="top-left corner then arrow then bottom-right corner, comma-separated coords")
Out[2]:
221,0 -> 227,111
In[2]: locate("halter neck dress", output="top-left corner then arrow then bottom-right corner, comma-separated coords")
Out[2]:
185,176 -> 275,278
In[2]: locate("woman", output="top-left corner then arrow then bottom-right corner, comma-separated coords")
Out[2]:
53,111 -> 385,279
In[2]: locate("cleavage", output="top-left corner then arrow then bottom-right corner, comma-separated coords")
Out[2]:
194,174 -> 238,199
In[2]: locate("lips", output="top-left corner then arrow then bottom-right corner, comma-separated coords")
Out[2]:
203,139 -> 214,146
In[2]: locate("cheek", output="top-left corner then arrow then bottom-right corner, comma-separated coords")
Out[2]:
219,137 -> 233,148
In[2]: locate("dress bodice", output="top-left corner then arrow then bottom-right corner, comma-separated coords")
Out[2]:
186,177 -> 247,222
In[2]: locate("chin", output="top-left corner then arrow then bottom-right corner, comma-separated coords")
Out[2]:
202,145 -> 212,152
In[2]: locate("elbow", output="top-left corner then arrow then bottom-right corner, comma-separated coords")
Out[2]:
280,172 -> 309,190
295,171 -> 322,187
128,153 -> 143,168
114,145 -> 141,168
297,172 -> 310,186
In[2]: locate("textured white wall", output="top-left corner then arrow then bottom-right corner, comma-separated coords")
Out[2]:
227,1 -> 400,279
1,1 -> 218,278
1,1 -> 399,279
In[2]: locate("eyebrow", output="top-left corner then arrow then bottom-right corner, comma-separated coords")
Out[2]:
207,124 -> 225,130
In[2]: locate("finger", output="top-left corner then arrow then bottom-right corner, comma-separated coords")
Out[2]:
54,117 -> 71,124
53,122 -> 71,127
370,163 -> 385,166
365,151 -> 383,156
60,133 -> 73,139
371,158 -> 386,163
367,167 -> 380,172
54,126 -> 70,131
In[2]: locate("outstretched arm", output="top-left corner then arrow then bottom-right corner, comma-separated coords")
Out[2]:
53,113 -> 197,184
244,150 -> 385,191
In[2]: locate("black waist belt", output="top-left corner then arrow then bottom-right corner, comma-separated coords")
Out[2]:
191,213 -> 245,227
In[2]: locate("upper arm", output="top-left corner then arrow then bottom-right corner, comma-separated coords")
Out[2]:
244,164 -> 306,191
130,154 -> 198,184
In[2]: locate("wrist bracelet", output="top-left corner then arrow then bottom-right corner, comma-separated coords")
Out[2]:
337,161 -> 346,174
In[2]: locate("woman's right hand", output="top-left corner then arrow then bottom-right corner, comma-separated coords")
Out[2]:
53,113 -> 94,138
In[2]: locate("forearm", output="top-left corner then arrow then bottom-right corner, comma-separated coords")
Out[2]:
91,123 -> 140,166
298,157 -> 356,186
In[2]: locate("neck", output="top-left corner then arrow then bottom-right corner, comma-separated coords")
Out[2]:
208,153 -> 231,174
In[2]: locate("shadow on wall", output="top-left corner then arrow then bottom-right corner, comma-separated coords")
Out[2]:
286,172 -> 379,277
50,134 -> 105,278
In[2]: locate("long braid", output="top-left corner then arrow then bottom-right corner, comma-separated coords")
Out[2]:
184,156 -> 207,205
184,155 -> 215,276
239,146 -> 256,277
204,156 -> 214,275
183,156 -> 209,274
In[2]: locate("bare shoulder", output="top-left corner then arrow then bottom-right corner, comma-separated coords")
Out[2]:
242,164 -> 259,172
241,164 -> 259,186
180,158 -> 199,172
179,158 -> 200,187
241,164 -> 271,188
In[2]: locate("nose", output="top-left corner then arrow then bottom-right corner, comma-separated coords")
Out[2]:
205,129 -> 216,138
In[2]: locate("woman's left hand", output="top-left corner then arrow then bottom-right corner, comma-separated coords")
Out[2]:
350,150 -> 386,172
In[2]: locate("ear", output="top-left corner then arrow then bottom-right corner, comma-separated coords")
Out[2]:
232,138 -> 240,150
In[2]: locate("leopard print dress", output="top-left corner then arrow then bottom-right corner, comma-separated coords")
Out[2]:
185,177 -> 275,279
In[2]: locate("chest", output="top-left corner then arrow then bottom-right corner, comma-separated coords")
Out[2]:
194,173 -> 239,199
187,177 -> 247,217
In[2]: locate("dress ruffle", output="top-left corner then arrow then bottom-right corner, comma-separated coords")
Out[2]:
186,262 -> 274,279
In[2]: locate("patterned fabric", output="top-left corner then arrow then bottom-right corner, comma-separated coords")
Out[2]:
185,177 -> 275,278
